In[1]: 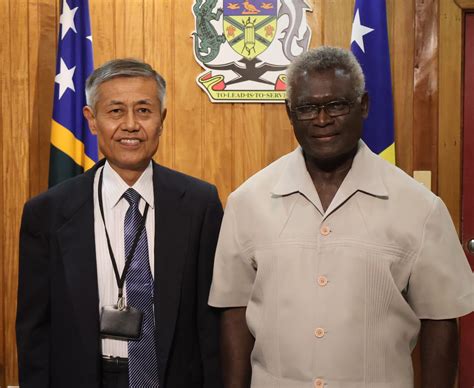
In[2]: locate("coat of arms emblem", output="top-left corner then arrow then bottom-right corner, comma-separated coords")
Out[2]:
192,0 -> 312,103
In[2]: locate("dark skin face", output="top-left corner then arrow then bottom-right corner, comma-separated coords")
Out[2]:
286,68 -> 369,170
285,68 -> 369,210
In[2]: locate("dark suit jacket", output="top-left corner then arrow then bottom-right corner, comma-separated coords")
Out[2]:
16,160 -> 224,388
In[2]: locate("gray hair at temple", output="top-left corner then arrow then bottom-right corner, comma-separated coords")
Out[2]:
85,58 -> 167,112
286,46 -> 365,103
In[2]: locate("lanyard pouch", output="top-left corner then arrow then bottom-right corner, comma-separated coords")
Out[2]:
97,168 -> 149,342
100,303 -> 143,341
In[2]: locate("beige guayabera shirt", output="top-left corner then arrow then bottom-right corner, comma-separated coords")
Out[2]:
209,141 -> 473,388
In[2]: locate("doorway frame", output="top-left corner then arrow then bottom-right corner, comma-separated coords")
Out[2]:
441,2 -> 474,388
439,0 -> 474,228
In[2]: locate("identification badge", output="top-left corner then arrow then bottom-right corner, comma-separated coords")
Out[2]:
100,298 -> 143,341
97,169 -> 149,342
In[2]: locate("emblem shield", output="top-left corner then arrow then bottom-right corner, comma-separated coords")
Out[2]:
192,0 -> 313,103
223,0 -> 277,60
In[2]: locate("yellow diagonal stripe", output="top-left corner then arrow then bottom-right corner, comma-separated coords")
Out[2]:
379,143 -> 396,164
51,120 -> 95,170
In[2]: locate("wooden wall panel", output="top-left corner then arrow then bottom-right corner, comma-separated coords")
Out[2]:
90,0 -> 116,66
455,0 -> 474,6
28,0 -> 41,197
173,0 -> 203,177
203,103 -> 233,201
5,0 -> 30,384
232,104 -> 263,185
413,0 -> 439,192
439,0 -> 463,229
263,105 -> 293,168
0,1 -> 10,385
34,0 -> 57,196
323,0 -> 354,48
389,0 -> 415,174
308,0 -> 323,48
116,0 -> 145,58
0,0 -> 468,386
145,0 -> 175,169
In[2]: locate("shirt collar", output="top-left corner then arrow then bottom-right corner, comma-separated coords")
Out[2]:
338,140 -> 389,197
271,146 -> 323,210
102,161 -> 155,209
271,141 -> 388,213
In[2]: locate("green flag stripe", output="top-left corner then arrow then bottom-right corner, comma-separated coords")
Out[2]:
49,144 -> 85,187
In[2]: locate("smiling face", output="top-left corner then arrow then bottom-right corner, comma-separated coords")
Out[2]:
286,68 -> 368,167
83,76 -> 167,184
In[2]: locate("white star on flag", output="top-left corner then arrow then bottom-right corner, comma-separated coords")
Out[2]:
60,0 -> 79,40
55,58 -> 76,99
351,9 -> 374,53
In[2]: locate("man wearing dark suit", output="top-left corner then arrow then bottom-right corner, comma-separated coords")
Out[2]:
16,59 -> 223,388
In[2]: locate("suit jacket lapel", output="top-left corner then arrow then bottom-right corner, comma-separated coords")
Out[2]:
57,164 -> 102,356
55,161 -> 191,375
153,163 -> 190,381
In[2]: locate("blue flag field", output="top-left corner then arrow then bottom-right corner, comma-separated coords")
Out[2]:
351,0 -> 395,164
49,0 -> 97,187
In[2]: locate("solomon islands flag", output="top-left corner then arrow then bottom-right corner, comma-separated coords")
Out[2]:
49,0 -> 97,187
350,0 -> 396,164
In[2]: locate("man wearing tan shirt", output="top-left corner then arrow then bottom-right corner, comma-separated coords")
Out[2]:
209,46 -> 473,388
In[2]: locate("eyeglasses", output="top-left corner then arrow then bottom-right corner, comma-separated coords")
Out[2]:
289,99 -> 356,121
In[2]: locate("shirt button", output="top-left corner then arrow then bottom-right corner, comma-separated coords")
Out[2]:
314,378 -> 325,387
314,327 -> 325,338
320,225 -> 331,236
317,275 -> 328,287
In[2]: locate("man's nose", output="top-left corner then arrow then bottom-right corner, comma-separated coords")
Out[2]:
312,107 -> 333,125
123,110 -> 139,131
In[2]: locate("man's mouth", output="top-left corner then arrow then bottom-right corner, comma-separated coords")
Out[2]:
312,133 -> 338,141
119,138 -> 141,145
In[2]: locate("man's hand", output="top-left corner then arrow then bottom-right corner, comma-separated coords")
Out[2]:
420,318 -> 458,388
220,307 -> 255,388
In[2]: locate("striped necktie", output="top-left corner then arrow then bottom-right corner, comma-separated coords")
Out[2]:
123,188 -> 159,387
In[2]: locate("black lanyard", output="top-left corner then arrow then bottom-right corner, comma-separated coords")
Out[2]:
98,168 -> 150,302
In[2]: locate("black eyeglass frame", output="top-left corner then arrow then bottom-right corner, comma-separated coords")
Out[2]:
288,98 -> 358,121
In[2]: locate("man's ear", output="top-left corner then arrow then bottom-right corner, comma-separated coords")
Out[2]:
360,92 -> 369,119
158,108 -> 167,136
83,106 -> 97,135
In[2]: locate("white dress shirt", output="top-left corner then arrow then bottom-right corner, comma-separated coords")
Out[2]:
93,161 -> 155,357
